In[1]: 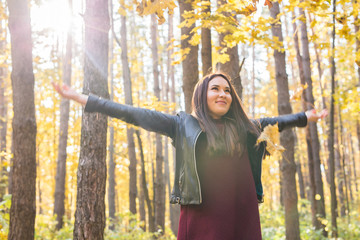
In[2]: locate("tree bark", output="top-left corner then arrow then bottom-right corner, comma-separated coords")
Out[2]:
327,0 -> 338,234
107,0 -> 116,229
308,13 -> 327,109
119,7 -> 137,216
73,0 -> 109,239
54,0 -> 72,230
151,14 -> 165,233
136,130 -> 155,232
338,105 -> 350,218
167,12 -> 180,235
299,5 -> 326,234
295,139 -> 306,199
335,130 -> 345,217
8,0 -> 37,239
0,11 -> 8,201
349,134 -> 358,192
270,3 -> 300,239
179,0 -> 199,113
292,9 -> 317,226
201,0 -> 212,76
354,0 -> 360,86
218,0 -> 242,98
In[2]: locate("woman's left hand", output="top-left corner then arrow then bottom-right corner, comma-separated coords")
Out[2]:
305,109 -> 328,122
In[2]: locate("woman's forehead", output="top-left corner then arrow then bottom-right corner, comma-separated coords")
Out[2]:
209,76 -> 230,87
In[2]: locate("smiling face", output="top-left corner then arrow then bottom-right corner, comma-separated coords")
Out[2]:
206,76 -> 232,119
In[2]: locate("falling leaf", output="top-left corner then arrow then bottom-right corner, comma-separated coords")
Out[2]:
315,194 -> 321,200
290,83 -> 308,101
256,123 -> 285,155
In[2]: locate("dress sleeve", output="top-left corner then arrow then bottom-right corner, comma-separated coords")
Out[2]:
258,112 -> 308,132
84,95 -> 177,138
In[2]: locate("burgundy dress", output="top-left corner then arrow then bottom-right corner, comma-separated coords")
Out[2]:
177,124 -> 262,240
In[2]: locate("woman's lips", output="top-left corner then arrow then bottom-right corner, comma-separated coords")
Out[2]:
216,100 -> 226,105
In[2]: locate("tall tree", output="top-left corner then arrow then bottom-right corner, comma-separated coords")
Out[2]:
136,130 -> 155,232
167,11 -> 180,235
73,0 -> 109,238
119,3 -> 137,216
355,0 -> 360,86
218,0 -> 242,98
54,0 -> 73,230
335,129 -> 346,217
201,0 -> 212,76
270,3 -> 300,239
292,9 -> 318,226
108,0 -> 116,229
179,0 -> 199,113
151,14 -> 165,232
8,0 -> 37,239
354,1 -> 360,152
0,2 -> 8,201
299,5 -> 326,234
327,0 -> 338,235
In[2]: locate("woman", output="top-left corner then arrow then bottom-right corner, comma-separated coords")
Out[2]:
53,72 -> 326,239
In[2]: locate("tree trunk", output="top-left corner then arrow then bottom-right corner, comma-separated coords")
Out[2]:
8,0 -> 37,239
73,0 -> 109,238
119,7 -> 137,216
151,14 -> 165,233
335,130 -> 346,217
54,0 -> 72,230
349,134 -> 358,192
0,13 -> 8,201
201,0 -> 212,76
338,105 -> 350,218
327,0 -> 338,234
218,0 -> 242,98
270,3 -> 300,239
167,12 -> 180,235
354,0 -> 360,86
357,121 -> 360,157
299,5 -> 326,234
179,0 -> 199,113
136,130 -> 155,232
107,0 -> 116,229
295,142 -> 306,199
292,9 -> 318,227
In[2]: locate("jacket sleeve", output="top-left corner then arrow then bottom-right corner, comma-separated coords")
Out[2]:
84,95 -> 177,138
258,112 -> 308,132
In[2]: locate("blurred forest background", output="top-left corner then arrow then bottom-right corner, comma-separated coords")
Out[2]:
0,0 -> 359,239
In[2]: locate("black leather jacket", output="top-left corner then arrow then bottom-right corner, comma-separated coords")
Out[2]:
85,95 -> 308,205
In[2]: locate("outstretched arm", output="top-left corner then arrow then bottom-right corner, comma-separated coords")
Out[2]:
258,109 -> 328,132
52,82 -> 88,106
52,82 -> 177,138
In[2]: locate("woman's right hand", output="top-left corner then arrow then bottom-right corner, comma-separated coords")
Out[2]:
52,82 -> 88,106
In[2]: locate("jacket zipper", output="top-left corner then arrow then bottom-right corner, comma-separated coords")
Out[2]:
193,130 -> 202,203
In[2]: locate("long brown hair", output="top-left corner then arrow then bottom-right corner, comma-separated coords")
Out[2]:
192,72 -> 260,155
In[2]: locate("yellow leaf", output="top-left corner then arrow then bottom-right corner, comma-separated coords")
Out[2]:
315,194 -> 321,200
136,0 -> 177,25
290,83 -> 308,101
256,123 -> 285,155
34,56 -> 41,64
189,33 -> 201,46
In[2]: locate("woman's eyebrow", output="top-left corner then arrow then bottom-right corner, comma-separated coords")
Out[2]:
210,84 -> 230,89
